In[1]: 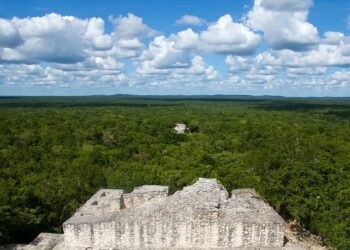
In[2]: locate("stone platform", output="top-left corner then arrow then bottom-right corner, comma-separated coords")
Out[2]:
58,178 -> 285,249
3,178 -> 314,250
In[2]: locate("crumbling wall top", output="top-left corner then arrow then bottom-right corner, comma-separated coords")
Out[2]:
63,178 -> 286,249
72,189 -> 124,218
9,179 -> 322,250
123,185 -> 169,208
131,185 -> 169,194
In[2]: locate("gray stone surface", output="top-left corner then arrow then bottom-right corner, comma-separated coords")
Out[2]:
60,178 -> 285,249
123,185 -> 169,208
282,243 -> 308,250
0,233 -> 63,250
72,189 -> 124,218
5,178 -> 321,249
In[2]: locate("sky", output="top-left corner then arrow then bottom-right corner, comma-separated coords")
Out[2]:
0,0 -> 350,96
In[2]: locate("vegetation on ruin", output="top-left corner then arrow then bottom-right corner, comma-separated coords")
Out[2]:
0,96 -> 349,248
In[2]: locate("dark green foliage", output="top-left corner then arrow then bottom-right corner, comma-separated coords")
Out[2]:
0,96 -> 349,248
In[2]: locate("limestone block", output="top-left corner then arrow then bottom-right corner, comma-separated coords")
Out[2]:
0,233 -> 64,250
123,185 -> 169,208
72,189 -> 124,218
62,178 -> 285,249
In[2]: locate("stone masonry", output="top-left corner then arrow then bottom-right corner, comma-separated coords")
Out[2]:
174,123 -> 188,134
56,178 -> 285,249
4,178 -> 314,250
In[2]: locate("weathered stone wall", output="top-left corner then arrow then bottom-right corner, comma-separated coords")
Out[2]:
4,178 -> 324,250
73,189 -> 124,218
61,178 -> 285,249
123,185 -> 169,208
63,220 -> 284,249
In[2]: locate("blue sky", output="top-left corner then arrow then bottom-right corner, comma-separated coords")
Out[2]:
0,0 -> 350,96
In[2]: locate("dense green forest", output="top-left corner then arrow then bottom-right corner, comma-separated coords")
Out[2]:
0,96 -> 349,248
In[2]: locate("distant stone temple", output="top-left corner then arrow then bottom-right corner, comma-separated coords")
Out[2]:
174,123 -> 188,134
8,178 -> 312,249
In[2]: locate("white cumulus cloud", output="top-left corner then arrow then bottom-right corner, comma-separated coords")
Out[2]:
137,34 -> 217,81
1,8 -> 350,95
200,14 -> 261,55
10,13 -> 90,63
110,13 -> 157,39
0,19 -> 23,48
175,15 -> 206,26
247,0 -> 319,51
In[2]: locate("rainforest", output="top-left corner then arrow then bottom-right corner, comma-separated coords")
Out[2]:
0,96 -> 349,248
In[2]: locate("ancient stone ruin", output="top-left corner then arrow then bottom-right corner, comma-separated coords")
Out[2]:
6,178 -> 316,249
174,123 -> 188,134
